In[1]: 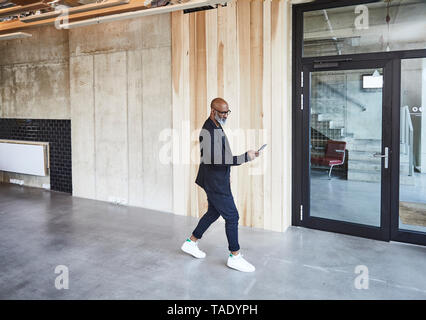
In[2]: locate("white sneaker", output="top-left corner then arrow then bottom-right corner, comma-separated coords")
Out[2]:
227,253 -> 255,272
181,238 -> 206,259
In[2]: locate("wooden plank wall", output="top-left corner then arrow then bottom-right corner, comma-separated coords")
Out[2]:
171,0 -> 292,232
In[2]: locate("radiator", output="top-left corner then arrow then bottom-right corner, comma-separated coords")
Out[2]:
0,140 -> 49,176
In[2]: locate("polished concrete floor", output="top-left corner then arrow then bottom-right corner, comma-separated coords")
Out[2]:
1,182 -> 426,300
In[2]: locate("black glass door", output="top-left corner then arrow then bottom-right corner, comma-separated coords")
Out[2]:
292,0 -> 426,246
300,60 -> 392,241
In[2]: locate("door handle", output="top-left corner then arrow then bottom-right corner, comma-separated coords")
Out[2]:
373,147 -> 389,169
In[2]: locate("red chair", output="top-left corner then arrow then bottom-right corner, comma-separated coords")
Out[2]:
311,140 -> 346,179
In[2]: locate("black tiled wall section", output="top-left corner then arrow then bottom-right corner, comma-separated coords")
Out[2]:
0,119 -> 72,194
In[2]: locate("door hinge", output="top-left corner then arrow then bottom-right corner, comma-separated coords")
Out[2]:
301,71 -> 304,87
300,204 -> 303,221
301,94 -> 304,110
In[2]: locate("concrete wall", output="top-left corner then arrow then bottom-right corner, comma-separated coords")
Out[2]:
0,15 -> 173,213
69,14 -> 173,212
0,26 -> 70,119
0,25 -> 70,187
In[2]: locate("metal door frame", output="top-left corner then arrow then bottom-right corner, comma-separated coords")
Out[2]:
292,0 -> 426,245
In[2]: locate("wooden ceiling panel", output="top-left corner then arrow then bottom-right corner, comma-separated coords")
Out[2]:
9,0 -> 47,5
0,2 -> 51,18
0,0 -> 150,33
60,0 -> 83,7
0,0 -> 213,34
20,0 -> 130,22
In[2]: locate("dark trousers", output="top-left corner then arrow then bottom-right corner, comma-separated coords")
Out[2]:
192,190 -> 240,252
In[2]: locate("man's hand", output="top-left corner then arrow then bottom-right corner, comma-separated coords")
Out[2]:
247,150 -> 259,161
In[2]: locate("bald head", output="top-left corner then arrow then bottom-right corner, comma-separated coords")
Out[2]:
210,97 -> 228,111
210,97 -> 230,126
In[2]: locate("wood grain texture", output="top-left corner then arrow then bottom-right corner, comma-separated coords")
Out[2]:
282,0 -> 292,230
9,0 -> 46,5
205,8 -> 217,110
262,0 -> 272,231
171,11 -> 191,216
0,0 -> 150,34
250,0 -> 263,228
0,2 -> 50,19
236,0 -> 250,226
270,0 -> 284,231
188,12 -> 198,218
194,11 -> 208,218
171,0 -> 291,232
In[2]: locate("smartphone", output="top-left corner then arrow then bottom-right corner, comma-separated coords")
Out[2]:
257,144 -> 267,152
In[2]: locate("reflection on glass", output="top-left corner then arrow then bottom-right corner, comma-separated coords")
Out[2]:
303,0 -> 426,57
399,58 -> 426,233
310,68 -> 383,227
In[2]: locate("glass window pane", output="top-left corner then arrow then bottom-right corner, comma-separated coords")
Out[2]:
303,0 -> 426,57
310,68 -> 383,226
399,58 -> 426,233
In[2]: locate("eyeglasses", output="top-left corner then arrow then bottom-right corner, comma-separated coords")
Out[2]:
213,108 -> 231,116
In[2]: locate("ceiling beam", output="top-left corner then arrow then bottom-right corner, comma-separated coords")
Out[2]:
60,0 -> 227,29
20,0 -> 130,23
0,0 -> 227,34
9,0 -> 47,5
0,2 -> 51,18
60,0 -> 83,7
0,0 -> 151,33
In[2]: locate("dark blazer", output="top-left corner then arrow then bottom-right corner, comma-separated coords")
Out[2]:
195,117 -> 249,195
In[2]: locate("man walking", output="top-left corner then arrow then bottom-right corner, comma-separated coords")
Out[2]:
181,97 -> 259,272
